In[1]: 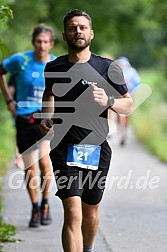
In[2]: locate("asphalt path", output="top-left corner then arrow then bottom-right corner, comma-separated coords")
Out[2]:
2,127 -> 167,252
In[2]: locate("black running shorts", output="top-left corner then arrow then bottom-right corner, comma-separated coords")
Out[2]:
16,114 -> 44,153
53,167 -> 110,205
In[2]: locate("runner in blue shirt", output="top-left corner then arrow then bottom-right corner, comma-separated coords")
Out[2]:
117,57 -> 141,145
113,57 -> 141,145
0,23 -> 56,228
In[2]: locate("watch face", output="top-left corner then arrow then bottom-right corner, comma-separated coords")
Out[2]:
108,96 -> 115,107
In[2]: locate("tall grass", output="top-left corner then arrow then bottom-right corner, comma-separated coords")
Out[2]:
0,94 -> 16,248
131,68 -> 167,163
0,96 -> 15,176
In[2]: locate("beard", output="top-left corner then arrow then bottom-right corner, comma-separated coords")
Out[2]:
66,37 -> 92,51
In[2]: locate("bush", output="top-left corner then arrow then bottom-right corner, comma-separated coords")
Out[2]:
131,68 -> 167,163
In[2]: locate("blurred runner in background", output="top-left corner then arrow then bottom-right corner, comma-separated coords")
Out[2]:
108,57 -> 141,145
0,23 -> 56,228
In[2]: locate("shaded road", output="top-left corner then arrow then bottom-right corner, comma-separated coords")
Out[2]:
2,128 -> 167,252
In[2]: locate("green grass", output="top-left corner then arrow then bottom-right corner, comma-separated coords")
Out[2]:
131,68 -> 167,163
0,219 -> 17,243
0,94 -> 16,250
0,97 -> 15,176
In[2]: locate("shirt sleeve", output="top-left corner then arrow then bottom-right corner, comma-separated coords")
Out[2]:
107,62 -> 128,97
2,53 -> 25,74
44,62 -> 54,93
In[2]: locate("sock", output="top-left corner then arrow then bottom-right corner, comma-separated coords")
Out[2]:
32,202 -> 39,211
41,198 -> 48,206
83,246 -> 93,252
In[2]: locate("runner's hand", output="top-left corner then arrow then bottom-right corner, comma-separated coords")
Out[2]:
92,84 -> 108,106
8,100 -> 16,117
40,119 -> 53,135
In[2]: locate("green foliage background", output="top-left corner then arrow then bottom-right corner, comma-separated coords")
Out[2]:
131,69 -> 167,163
0,0 -> 167,68
0,95 -> 14,176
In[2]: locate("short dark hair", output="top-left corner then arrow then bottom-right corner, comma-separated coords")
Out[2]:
31,23 -> 55,43
64,9 -> 92,30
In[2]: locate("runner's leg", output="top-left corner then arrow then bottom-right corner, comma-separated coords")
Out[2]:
38,139 -> 53,199
22,151 -> 38,204
82,202 -> 99,251
62,196 -> 83,252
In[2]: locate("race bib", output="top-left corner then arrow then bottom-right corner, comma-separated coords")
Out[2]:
67,144 -> 101,170
28,85 -> 44,103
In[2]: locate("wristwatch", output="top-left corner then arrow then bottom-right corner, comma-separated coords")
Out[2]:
6,98 -> 14,105
107,95 -> 115,107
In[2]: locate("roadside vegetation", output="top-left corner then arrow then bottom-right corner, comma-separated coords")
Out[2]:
131,68 -> 167,163
0,219 -> 16,246
0,95 -> 16,248
0,97 -> 15,176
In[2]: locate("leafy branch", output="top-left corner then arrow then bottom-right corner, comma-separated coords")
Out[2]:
0,5 -> 13,21
0,2 -> 13,56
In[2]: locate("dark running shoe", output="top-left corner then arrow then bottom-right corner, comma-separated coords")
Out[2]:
40,204 -> 52,225
120,137 -> 126,146
29,208 -> 40,228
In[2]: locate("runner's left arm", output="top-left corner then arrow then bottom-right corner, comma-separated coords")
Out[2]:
40,90 -> 54,135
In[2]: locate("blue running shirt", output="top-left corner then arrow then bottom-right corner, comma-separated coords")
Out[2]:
3,51 -> 56,115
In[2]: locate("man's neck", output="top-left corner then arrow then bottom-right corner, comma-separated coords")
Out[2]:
68,47 -> 91,63
34,52 -> 51,63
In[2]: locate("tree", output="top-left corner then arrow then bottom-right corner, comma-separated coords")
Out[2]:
0,0 -> 13,57
0,0 -> 166,67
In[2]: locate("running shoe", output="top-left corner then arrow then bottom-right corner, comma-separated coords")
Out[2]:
29,208 -> 40,228
40,204 -> 52,225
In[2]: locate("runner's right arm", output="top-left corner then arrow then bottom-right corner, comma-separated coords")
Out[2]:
0,65 -> 16,117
